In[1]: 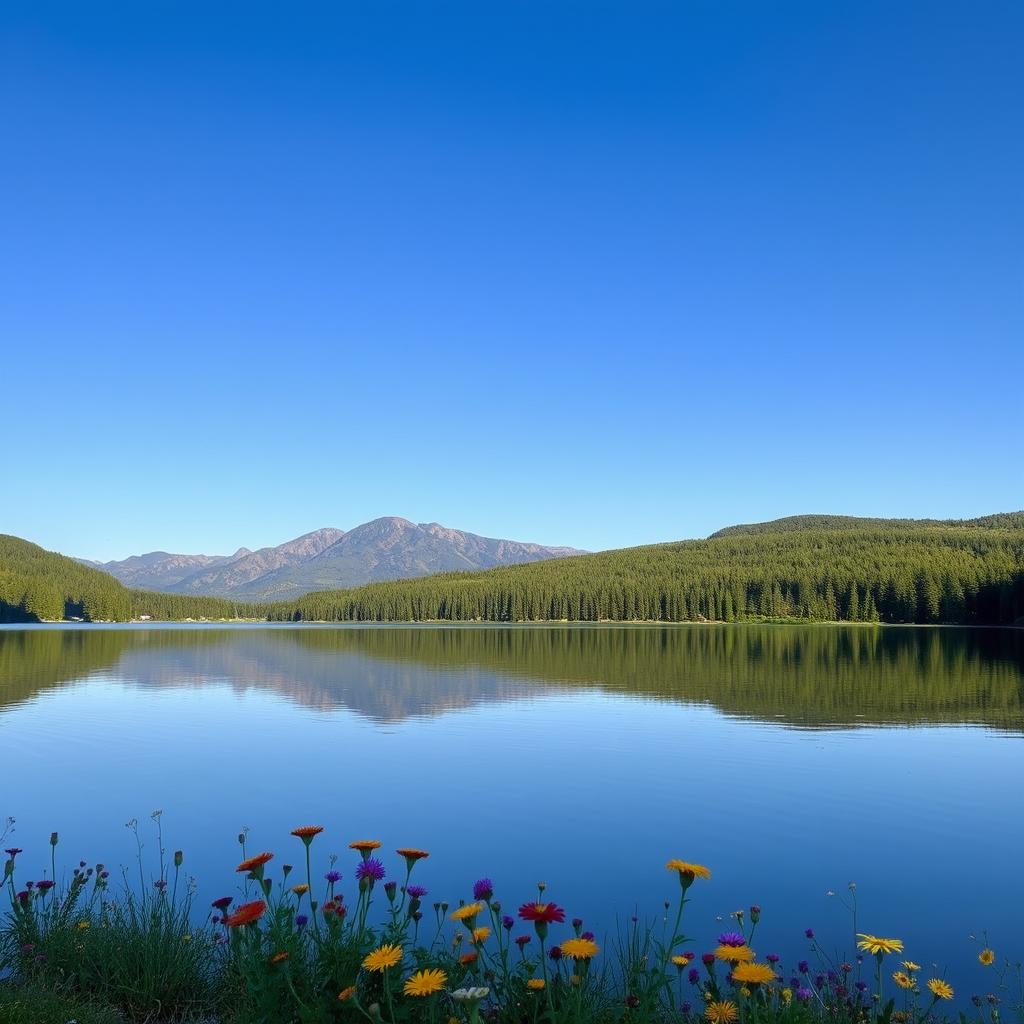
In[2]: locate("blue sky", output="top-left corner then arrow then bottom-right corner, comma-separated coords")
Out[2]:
2,1 -> 1021,561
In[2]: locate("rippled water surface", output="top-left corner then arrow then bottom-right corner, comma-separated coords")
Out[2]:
2,623 -> 1023,996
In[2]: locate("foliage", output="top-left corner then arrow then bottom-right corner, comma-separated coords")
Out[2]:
0,981 -> 125,1024
2,824 -> 1022,1024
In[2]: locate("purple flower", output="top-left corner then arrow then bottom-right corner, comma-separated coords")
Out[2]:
855,981 -> 867,992
355,858 -> 385,883
688,968 -> 700,985
502,915 -> 514,930
796,988 -> 813,1003
548,945 -> 562,961
407,885 -> 427,899
36,880 -> 55,892
766,954 -> 780,964
582,930 -> 595,941
515,935 -> 531,948
815,975 -> 826,988
324,870 -> 342,884
384,881 -> 397,899
154,879 -> 167,891
296,914 -> 309,929
4,848 -> 22,858
798,960 -> 810,974
805,928 -> 815,939
20,943 -> 34,954
473,878 -> 494,901
572,917 -> 583,929
718,931 -> 746,947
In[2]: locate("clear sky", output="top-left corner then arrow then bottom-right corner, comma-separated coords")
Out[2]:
2,1 -> 1021,561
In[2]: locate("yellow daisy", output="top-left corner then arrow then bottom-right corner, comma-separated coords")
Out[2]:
450,902 -> 485,923
892,972 -> 914,990
672,954 -> 693,968
979,949 -> 995,966
561,938 -> 600,960
666,859 -> 711,882
927,979 -> 953,1001
732,963 -> 776,985
363,944 -> 403,973
527,979 -> 545,991
856,934 -> 903,956
714,944 -> 755,963
403,968 -> 447,997
472,927 -> 491,944
705,1000 -> 738,1024
781,988 -> 793,1004
902,961 -> 920,972
291,884 -> 309,895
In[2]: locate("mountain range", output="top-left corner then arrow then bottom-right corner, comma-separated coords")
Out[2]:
78,518 -> 584,600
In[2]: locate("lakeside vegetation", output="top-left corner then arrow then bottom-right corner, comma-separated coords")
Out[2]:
3,514 -> 1024,627
3,823 -> 1020,1024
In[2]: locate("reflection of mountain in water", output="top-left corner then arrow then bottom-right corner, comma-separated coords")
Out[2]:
1,625 -> 1023,731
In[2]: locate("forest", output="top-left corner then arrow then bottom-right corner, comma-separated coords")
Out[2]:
3,516 -> 1023,627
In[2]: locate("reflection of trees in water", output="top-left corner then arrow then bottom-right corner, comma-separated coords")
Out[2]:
1,625 -> 1022,730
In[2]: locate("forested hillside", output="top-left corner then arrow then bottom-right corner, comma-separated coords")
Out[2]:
710,512 -> 1024,538
0,536 -> 264,622
266,525 -> 1024,626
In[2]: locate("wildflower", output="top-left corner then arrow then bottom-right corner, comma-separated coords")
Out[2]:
740,987 -> 752,997
397,848 -> 429,869
705,1000 -> 738,1024
782,988 -> 793,1004
271,951 -> 289,964
36,880 -> 55,893
460,951 -> 478,965
796,987 -> 813,1002
50,832 -> 59,846
4,848 -> 21,858
732,963 -> 776,985
355,858 -> 385,884
892,972 -> 914,990
718,932 -> 746,947
291,884 -> 309,895
384,881 -> 397,900
561,937 -> 600,960
77,921 -> 90,930
472,927 -> 491,944
325,870 -> 342,884
805,928 -> 815,939
473,878 -> 494,901
212,896 -> 233,910
154,879 -> 168,891
527,978 -> 545,991
766,953 -> 780,964
349,840 -> 381,858
363,944 -> 403,972
515,935 -> 531,948
404,968 -> 447,996
224,900 -> 267,927
451,902 -> 486,923
407,885 -> 428,899
549,945 -> 563,961
927,979 -> 954,1001
571,974 -> 581,986
980,949 -> 995,966
291,826 -> 324,844
296,914 -> 308,929
714,944 -> 755,963
902,961 -> 920,972
689,968 -> 701,984
338,986 -> 357,1001
236,852 -> 273,874
856,934 -> 903,956
518,902 -> 566,924
666,860 -> 711,888
702,953 -> 716,967
452,988 -> 489,1002
502,915 -> 514,930
673,954 -> 693,968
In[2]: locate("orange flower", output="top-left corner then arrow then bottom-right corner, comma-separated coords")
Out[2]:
271,951 -> 290,964
460,951 -> 478,965
236,852 -> 274,874
349,840 -> 381,852
397,848 -> 430,867
338,986 -> 357,1001
291,884 -> 310,896
291,826 -> 324,840
224,900 -> 267,927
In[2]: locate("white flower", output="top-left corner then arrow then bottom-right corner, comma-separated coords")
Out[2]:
452,987 -> 490,1002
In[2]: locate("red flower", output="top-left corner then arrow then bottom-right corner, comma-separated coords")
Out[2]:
236,852 -> 274,873
518,902 -> 566,924
224,900 -> 267,927
212,896 -> 233,910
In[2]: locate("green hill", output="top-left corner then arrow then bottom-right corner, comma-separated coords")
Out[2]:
709,511 -> 1024,538
0,535 -> 264,622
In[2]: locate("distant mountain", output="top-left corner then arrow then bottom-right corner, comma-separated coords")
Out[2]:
709,512 -> 1024,539
88,519 -> 584,600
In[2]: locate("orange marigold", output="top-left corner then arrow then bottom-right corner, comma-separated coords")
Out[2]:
271,951 -> 289,964
236,852 -> 273,873
224,900 -> 267,927
338,986 -> 357,1001
460,951 -> 478,965
291,826 -> 324,839
396,848 -> 430,861
349,840 -> 382,852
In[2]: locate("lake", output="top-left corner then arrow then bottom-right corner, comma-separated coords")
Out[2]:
2,622 -> 1023,999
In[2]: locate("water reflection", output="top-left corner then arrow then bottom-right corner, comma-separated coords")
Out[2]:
2,623 -> 1022,730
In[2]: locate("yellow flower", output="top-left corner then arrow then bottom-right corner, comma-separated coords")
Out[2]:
363,944 -> 403,973
902,961 -> 920,972
892,972 -> 914,990
714,944 -> 755,963
781,989 -> 793,1004
732,963 -> 776,985
856,934 -> 904,956
291,884 -> 309,895
927,979 -> 953,1001
672,954 -> 693,968
404,968 -> 447,997
666,859 -> 711,882
561,938 -> 600,960
77,921 -> 90,930
450,902 -> 485,923
472,927 -> 491,944
571,974 -> 581,986
182,934 -> 192,942
705,1000 -> 738,1024
979,949 -> 995,966
349,840 -> 381,852
527,979 -> 545,991
739,987 -> 752,998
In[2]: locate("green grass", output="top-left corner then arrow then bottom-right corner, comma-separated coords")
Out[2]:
0,981 -> 125,1024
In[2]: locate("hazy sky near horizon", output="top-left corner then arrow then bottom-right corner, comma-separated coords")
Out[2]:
2,2 -> 1022,561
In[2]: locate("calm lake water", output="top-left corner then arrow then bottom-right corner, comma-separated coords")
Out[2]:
2,623 -> 1023,998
